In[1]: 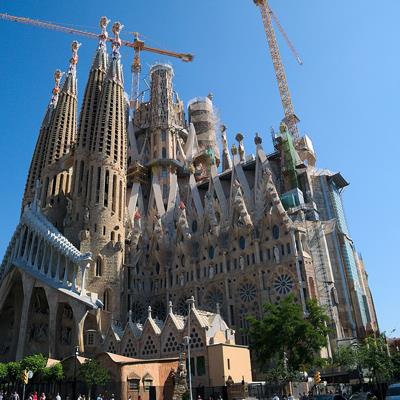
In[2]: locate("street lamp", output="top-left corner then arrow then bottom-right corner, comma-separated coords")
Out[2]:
185,296 -> 195,400
73,345 -> 79,400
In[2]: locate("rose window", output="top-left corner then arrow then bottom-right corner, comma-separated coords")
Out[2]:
204,288 -> 224,311
273,274 -> 294,295
176,296 -> 189,315
239,282 -> 257,303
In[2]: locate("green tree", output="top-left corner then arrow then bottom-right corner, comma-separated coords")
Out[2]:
358,335 -> 392,384
391,351 -> 400,380
6,361 -> 21,384
0,363 -> 7,383
43,363 -> 64,394
332,345 -> 359,370
246,295 -> 330,372
80,359 -> 110,400
21,354 -> 47,378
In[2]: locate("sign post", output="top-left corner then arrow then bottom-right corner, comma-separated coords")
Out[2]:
21,370 -> 33,400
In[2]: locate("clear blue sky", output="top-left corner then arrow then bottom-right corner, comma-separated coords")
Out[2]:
0,0 -> 398,336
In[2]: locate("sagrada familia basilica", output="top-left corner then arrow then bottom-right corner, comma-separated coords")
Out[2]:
0,18 -> 378,364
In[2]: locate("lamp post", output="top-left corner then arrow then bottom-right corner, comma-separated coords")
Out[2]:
185,296 -> 195,400
73,345 -> 79,400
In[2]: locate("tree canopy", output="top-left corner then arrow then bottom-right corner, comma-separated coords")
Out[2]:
246,294 -> 330,373
80,359 -> 110,399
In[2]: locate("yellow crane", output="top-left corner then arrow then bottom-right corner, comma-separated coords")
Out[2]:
0,13 -> 194,110
252,0 -> 302,139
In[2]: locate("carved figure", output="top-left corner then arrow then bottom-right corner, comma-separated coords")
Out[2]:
273,245 -> 280,264
239,256 -> 245,270
232,180 -> 253,229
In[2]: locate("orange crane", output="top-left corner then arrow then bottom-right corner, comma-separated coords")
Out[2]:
252,0 -> 302,139
0,13 -> 193,110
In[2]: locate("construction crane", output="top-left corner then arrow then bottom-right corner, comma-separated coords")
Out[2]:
0,13 -> 193,111
252,0 -> 302,140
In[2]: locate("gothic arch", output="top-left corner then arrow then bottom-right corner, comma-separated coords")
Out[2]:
83,311 -> 98,356
0,269 -> 24,361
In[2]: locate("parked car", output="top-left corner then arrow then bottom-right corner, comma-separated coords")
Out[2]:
386,383 -> 400,400
349,392 -> 377,400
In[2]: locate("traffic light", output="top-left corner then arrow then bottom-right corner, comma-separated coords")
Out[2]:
21,369 -> 29,385
314,371 -> 321,385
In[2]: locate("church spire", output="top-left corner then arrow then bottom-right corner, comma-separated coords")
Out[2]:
39,42 -> 80,228
66,18 -> 111,244
72,21 -> 127,320
22,69 -> 63,207
220,124 -> 232,172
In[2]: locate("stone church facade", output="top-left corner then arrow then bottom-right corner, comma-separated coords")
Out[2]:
0,20 -> 378,362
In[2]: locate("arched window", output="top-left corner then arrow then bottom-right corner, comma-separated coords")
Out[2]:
239,236 -> 246,250
95,257 -> 102,277
272,225 -> 280,240
103,289 -> 111,312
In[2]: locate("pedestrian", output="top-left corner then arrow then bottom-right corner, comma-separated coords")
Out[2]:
197,396 -> 202,400
110,395 -> 115,400
40,393 -> 46,400
33,392 -> 38,400
77,395 -> 82,400
273,394 -> 280,400
96,394 -> 102,400
128,396 -> 132,400
13,391 -> 20,400
288,393 -> 294,400
56,394 -> 61,400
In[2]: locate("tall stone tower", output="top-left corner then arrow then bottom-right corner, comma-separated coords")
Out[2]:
74,22 -> 127,320
65,17 -> 109,246
40,41 -> 80,230
148,64 -> 185,212
22,69 -> 63,208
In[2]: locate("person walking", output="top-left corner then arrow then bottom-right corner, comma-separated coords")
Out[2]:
288,393 -> 294,400
40,393 -> 46,400
33,392 -> 38,400
273,394 -> 280,400
56,393 -> 61,400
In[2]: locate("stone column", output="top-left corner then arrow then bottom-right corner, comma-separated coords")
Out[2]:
222,252 -> 227,273
71,264 -> 78,292
56,253 -> 61,281
22,229 -> 31,260
45,288 -> 58,358
290,229 -> 306,314
33,238 -> 42,269
47,247 -> 54,278
71,303 -> 88,353
254,240 -> 261,264
79,262 -> 90,296
28,234 -> 36,266
15,274 -> 35,360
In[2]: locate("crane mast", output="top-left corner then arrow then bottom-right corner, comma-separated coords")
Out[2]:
0,13 -> 193,112
253,0 -> 300,140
